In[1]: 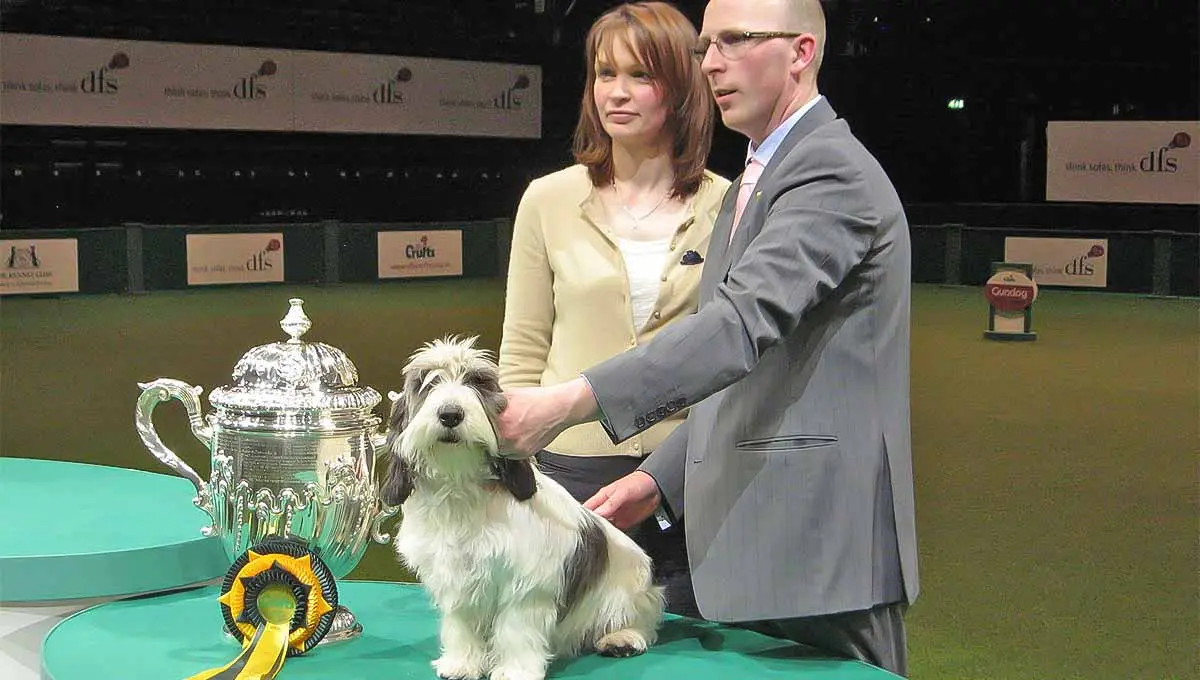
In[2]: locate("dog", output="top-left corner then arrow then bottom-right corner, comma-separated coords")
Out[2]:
380,336 -> 664,680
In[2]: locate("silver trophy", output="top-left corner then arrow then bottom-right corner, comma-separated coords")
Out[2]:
135,297 -> 398,643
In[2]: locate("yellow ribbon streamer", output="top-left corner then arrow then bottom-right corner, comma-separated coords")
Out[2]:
183,619 -> 290,680
185,542 -> 335,680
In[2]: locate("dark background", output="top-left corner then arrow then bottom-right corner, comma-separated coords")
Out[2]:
1,0 -> 1197,228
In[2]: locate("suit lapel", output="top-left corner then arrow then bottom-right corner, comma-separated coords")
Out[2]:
720,99 -> 840,277
699,183 -> 740,302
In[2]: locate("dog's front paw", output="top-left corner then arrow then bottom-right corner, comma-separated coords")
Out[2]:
488,664 -> 546,680
432,655 -> 487,680
596,629 -> 649,657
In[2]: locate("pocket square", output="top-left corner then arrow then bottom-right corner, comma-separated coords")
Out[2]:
680,250 -> 703,265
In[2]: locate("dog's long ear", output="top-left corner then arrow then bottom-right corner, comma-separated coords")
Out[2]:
380,390 -> 413,507
491,457 -> 537,502
380,452 -> 413,507
384,389 -> 408,451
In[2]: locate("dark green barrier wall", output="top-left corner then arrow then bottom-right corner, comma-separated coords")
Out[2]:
1169,235 -> 1199,296
948,226 -> 1189,294
2,218 -> 1195,297
911,226 -> 947,284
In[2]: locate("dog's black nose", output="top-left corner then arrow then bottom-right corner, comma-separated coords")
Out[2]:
437,404 -> 464,428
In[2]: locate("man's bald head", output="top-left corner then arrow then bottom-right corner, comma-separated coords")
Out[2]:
699,0 -> 828,144
779,0 -> 826,72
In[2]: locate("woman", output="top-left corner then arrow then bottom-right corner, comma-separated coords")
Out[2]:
499,1 -> 729,617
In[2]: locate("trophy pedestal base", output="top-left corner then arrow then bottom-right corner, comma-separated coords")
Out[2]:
222,604 -> 363,645
321,605 -> 363,644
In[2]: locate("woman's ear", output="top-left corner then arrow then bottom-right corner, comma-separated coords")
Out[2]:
491,457 -> 537,502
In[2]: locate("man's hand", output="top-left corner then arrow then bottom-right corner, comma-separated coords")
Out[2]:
584,470 -> 662,530
497,378 -> 600,459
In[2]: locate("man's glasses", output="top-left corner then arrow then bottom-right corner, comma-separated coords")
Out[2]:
692,31 -> 803,61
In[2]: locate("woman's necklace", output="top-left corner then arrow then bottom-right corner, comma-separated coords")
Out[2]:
612,182 -> 671,230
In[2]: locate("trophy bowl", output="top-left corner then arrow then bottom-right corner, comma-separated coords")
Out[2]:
134,298 -> 398,643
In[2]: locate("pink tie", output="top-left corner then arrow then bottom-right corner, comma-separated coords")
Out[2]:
730,158 -> 765,243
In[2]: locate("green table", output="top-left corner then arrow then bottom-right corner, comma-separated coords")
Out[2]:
42,581 -> 898,679
0,458 -> 227,602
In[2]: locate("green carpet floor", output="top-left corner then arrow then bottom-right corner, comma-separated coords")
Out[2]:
2,281 -> 1196,680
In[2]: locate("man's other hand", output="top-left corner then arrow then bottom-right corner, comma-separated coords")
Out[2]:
584,470 -> 661,530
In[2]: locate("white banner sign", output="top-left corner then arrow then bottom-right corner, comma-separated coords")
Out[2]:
0,34 -> 292,131
186,233 -> 284,285
1004,237 -> 1109,288
378,230 -> 463,279
294,52 -> 539,138
0,33 -> 541,138
0,239 -> 80,295
1046,121 -> 1200,205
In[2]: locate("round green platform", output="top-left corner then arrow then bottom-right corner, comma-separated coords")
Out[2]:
0,458 -> 228,603
42,581 -> 898,679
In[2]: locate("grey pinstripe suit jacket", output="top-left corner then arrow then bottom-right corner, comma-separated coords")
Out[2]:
584,99 -> 919,622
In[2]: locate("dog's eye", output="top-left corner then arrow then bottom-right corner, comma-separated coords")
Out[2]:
418,372 -> 442,393
464,372 -> 498,392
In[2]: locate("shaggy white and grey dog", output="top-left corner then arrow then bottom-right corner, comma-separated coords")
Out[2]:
380,337 -> 664,680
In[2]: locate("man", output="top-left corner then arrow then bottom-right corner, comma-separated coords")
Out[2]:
497,0 -> 918,674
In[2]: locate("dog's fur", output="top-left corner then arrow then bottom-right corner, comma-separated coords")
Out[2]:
381,337 -> 664,680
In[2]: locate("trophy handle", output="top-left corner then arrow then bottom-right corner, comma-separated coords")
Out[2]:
370,431 -> 390,458
371,503 -> 401,544
135,378 -> 218,535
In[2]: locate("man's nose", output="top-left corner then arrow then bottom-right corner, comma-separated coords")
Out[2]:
700,46 -> 722,74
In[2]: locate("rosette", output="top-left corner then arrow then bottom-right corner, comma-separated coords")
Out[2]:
184,536 -> 338,680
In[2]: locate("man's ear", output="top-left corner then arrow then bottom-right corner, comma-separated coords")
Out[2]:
791,33 -> 818,72
491,457 -> 537,502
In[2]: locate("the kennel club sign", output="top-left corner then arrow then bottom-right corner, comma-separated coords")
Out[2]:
1,33 -> 542,138
377,230 -> 463,279
0,239 -> 79,295
1046,121 -> 1200,205
186,233 -> 285,286
1004,237 -> 1108,288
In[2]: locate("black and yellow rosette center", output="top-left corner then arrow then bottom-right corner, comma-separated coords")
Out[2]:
185,537 -> 338,680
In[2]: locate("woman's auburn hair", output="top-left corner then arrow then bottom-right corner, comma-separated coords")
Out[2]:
572,2 -> 715,199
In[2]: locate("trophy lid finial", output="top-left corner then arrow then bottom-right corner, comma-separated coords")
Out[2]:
215,297 -> 380,412
281,298 -> 312,343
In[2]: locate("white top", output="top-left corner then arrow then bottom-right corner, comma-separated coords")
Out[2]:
616,237 -> 672,330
